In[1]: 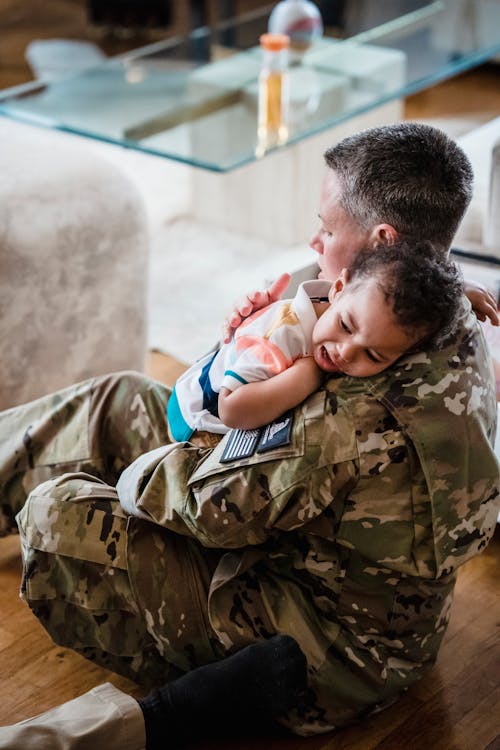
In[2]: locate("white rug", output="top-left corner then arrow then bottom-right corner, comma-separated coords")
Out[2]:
148,217 -> 314,364
88,138 -> 314,364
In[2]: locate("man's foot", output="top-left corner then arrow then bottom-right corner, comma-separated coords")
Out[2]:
139,634 -> 307,749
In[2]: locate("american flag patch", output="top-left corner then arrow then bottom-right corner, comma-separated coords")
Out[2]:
220,427 -> 261,463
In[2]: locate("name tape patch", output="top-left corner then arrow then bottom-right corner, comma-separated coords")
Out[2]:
219,411 -> 294,463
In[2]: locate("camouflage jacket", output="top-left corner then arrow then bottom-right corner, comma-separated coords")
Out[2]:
117,302 -> 499,734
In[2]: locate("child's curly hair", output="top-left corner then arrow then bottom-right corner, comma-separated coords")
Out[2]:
347,240 -> 464,349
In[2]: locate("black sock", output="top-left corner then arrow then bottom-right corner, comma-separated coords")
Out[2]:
138,634 -> 307,749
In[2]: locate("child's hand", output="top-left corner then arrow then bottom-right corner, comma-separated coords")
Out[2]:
464,280 -> 499,326
222,273 -> 291,343
291,356 -> 324,394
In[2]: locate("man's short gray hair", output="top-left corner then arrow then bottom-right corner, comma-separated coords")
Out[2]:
324,122 -> 473,253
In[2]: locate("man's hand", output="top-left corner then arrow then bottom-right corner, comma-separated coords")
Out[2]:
223,272 -> 291,343
464,280 -> 499,326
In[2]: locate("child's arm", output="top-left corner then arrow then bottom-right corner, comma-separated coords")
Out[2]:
218,356 -> 323,430
464,279 -> 499,325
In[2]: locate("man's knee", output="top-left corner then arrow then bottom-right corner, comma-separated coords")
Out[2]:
17,473 -> 126,563
90,369 -> 154,415
93,369 -> 147,391
90,370 -> 171,457
22,472 -> 119,506
16,474 -> 147,677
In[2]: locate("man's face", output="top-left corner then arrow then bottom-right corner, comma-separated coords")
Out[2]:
311,272 -> 421,378
309,170 -> 374,281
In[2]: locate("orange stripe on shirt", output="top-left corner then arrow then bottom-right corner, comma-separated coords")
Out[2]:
235,335 -> 293,376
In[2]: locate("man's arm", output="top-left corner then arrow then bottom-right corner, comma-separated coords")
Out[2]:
218,357 -> 323,429
117,391 -> 359,549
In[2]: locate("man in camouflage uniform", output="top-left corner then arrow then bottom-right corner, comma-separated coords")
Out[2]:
0,122 -> 499,742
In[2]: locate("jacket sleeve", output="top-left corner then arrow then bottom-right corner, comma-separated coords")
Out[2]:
116,390 -> 359,548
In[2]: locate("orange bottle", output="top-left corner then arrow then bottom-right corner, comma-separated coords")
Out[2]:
257,33 -> 290,151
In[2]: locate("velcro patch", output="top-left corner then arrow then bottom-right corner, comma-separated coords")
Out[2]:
257,411 -> 294,453
220,428 -> 261,463
219,412 -> 295,463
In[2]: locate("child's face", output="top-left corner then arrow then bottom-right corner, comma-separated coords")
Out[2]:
312,271 -> 422,377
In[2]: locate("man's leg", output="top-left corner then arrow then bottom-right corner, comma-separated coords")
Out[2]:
16,471 -> 185,686
0,371 -> 171,535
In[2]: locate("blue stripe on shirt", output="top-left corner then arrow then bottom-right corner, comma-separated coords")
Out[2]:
167,387 -> 194,441
224,370 -> 248,385
199,350 -> 220,417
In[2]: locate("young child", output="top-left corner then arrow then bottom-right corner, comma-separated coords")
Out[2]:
167,239 -> 463,441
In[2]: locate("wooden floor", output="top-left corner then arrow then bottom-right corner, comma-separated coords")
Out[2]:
2,0 -> 500,743
0,0 -> 273,90
1,515 -> 499,748
1,366 -> 500,749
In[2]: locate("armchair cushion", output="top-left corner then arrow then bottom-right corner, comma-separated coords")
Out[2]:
0,117 -> 149,409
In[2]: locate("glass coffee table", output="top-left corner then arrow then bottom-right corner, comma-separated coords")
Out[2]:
2,0 -> 499,243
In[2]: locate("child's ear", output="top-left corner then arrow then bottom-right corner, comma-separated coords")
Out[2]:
329,268 -> 350,301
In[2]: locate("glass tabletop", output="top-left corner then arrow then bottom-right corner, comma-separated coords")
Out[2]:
1,1 -> 499,172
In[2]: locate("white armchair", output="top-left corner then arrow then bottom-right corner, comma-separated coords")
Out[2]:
0,117 -> 149,409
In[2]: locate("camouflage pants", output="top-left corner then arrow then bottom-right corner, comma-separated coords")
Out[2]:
0,371 -> 223,686
0,370 -> 171,529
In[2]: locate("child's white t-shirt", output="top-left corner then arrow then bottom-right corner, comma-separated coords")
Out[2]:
167,279 -> 331,440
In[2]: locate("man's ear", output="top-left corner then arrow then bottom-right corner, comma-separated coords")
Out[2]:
370,224 -> 399,246
329,268 -> 349,301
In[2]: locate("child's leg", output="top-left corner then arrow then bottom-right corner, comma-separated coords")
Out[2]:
0,371 -> 171,535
